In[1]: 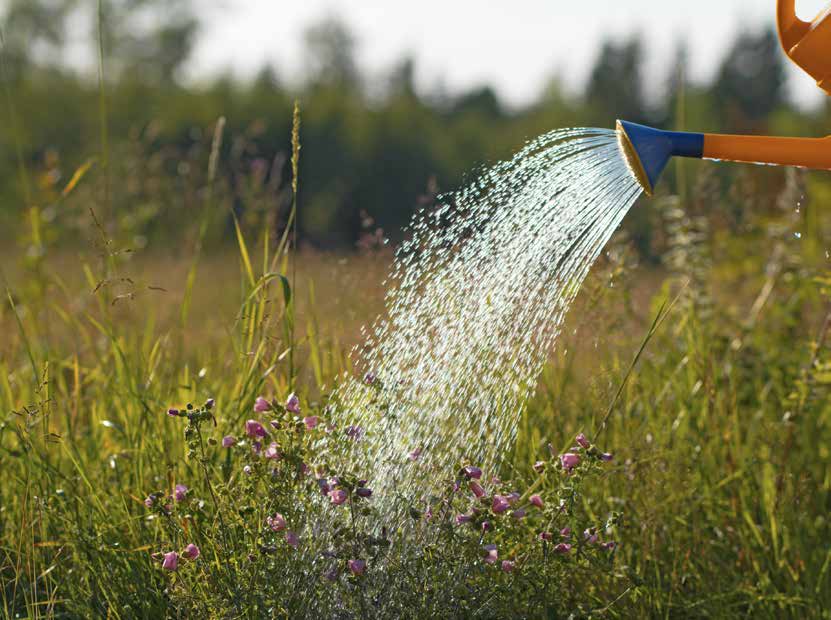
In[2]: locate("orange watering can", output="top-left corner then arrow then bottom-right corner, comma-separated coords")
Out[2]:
618,0 -> 831,196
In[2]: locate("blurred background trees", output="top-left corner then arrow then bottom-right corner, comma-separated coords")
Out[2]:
1,2 -> 829,253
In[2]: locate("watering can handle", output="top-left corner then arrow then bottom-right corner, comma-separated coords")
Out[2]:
777,0 -> 811,51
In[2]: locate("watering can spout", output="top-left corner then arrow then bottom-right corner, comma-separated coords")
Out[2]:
777,0 -> 831,94
617,120 -> 831,196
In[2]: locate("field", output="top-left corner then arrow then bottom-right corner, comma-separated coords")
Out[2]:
3,146 -> 831,618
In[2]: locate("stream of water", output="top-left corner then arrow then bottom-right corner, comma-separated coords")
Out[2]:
329,127 -> 642,519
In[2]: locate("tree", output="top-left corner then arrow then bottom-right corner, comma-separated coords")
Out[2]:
585,36 -> 648,124
0,0 -> 76,79
303,16 -> 361,92
712,28 -> 786,130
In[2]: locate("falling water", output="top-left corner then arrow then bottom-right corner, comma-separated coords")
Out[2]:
328,127 -> 642,519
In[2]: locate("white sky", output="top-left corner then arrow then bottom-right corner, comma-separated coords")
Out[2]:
189,0 -> 829,109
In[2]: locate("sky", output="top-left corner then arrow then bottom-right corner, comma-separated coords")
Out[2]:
188,0 -> 830,110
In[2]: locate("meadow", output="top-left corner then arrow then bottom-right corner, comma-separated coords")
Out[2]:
3,124 -> 831,617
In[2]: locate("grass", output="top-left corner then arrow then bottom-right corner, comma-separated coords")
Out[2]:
2,87 -> 831,615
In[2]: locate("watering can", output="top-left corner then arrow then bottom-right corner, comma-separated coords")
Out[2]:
618,0 -> 831,196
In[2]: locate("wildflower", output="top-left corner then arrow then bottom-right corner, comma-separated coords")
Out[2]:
601,541 -> 617,551
330,489 -> 348,506
600,452 -> 614,461
583,528 -> 598,544
575,433 -> 590,449
463,465 -> 482,479
424,505 -> 433,520
346,425 -> 363,440
144,496 -> 154,508
560,527 -> 571,538
356,487 -> 372,498
325,566 -> 339,581
173,484 -> 188,502
348,559 -> 366,576
553,543 -> 572,554
530,494 -> 544,508
243,465 -> 252,475
482,520 -> 491,532
512,509 -> 526,520
167,408 -> 179,417
267,513 -> 287,532
539,531 -> 553,542
533,460 -> 546,473
363,371 -> 376,385
470,480 -> 486,499
254,397 -> 270,413
252,441 -> 262,455
245,419 -> 267,438
182,544 -> 200,560
286,393 -> 300,414
162,551 -> 178,571
501,560 -> 515,573
285,531 -> 299,548
300,463 -> 310,476
264,442 -> 282,460
303,416 -> 318,430
222,435 -> 236,448
560,452 -> 580,471
492,495 -> 510,514
205,398 -> 215,410
506,492 -> 520,505
456,514 -> 472,525
317,478 -> 331,495
408,447 -> 422,461
483,544 -> 498,564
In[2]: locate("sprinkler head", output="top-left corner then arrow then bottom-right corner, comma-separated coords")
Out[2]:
616,120 -> 704,197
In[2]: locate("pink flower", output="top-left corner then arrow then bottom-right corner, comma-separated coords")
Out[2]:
492,495 -> 510,514
456,514 -> 472,525
222,435 -> 236,448
303,416 -> 318,430
575,433 -> 590,449
251,441 -> 262,455
560,452 -> 580,471
584,528 -> 598,544
267,513 -> 287,531
330,489 -> 348,505
560,527 -> 571,538
600,452 -> 614,461
601,541 -> 617,551
553,543 -> 572,554
348,559 -> 366,576
300,463 -> 310,476
363,371 -> 376,385
286,393 -> 300,414
530,494 -> 543,508
317,478 -> 331,495
424,505 -> 433,520
463,465 -> 482,479
254,397 -> 270,413
162,551 -> 178,571
512,509 -> 526,519
408,447 -> 422,461
285,531 -> 299,547
469,481 -> 486,499
264,442 -> 282,460
356,487 -> 372,498
506,492 -> 520,505
501,560 -> 515,573
533,460 -> 546,473
481,520 -> 491,532
167,408 -> 179,417
182,544 -> 200,560
173,484 -> 188,502
144,496 -> 154,508
245,419 -> 267,438
482,544 -> 498,564
346,425 -> 363,440
205,399 -> 215,410
539,531 -> 553,542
